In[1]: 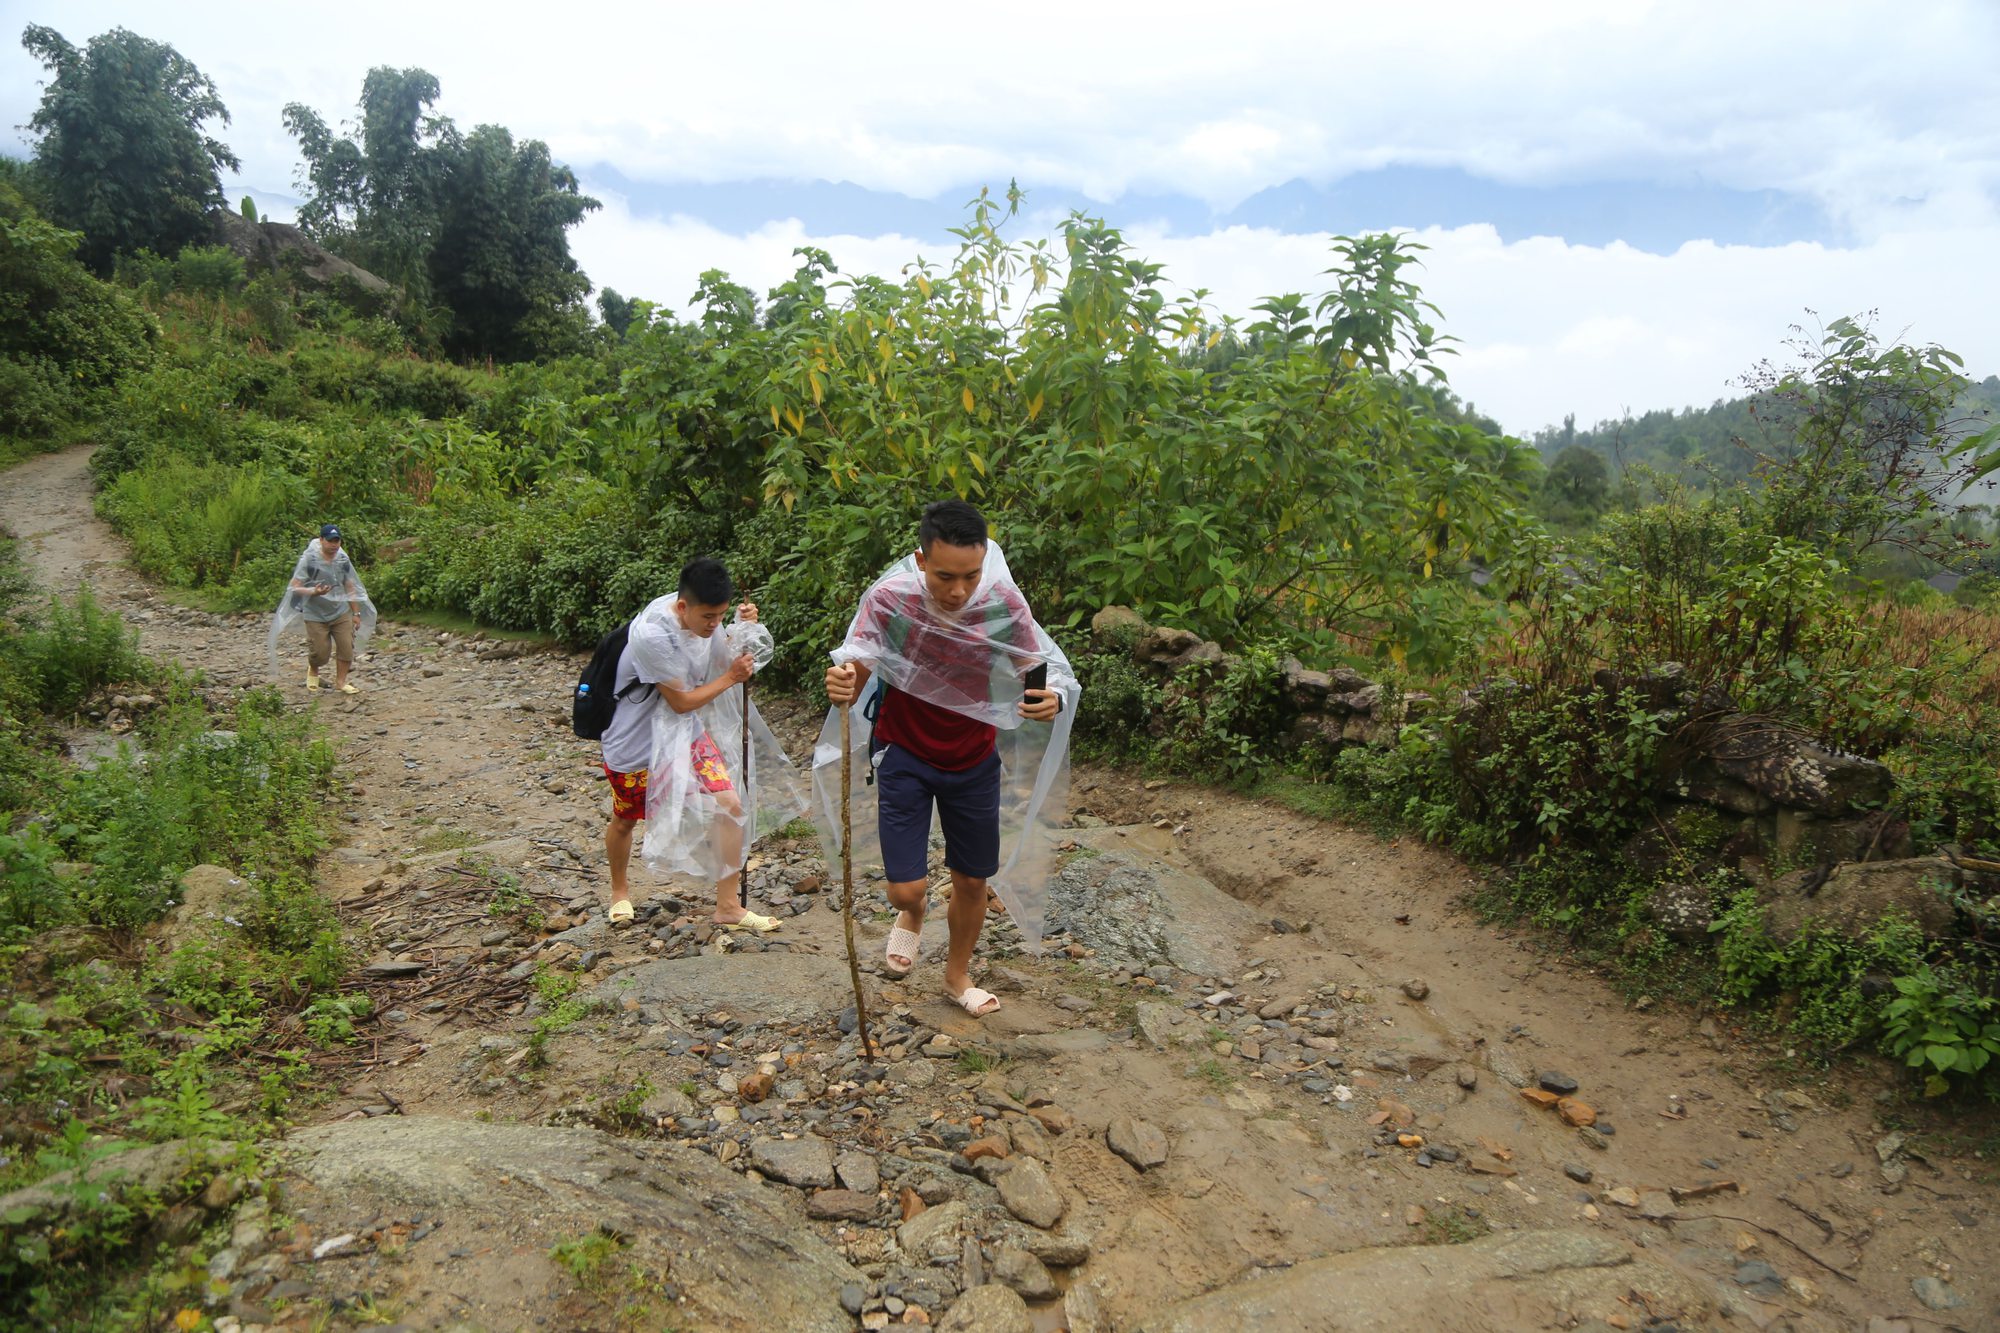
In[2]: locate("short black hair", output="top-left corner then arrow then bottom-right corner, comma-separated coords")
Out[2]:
678,557 -> 733,607
919,499 -> 988,552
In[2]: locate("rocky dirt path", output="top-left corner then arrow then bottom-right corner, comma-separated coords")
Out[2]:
4,444 -> 1994,1333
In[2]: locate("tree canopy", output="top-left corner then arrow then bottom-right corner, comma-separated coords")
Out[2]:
19,24 -> 240,272
283,68 -> 598,362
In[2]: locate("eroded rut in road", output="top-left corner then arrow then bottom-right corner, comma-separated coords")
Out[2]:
5,444 -> 1993,1332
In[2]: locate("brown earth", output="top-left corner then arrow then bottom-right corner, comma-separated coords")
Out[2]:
4,444 -> 1996,1332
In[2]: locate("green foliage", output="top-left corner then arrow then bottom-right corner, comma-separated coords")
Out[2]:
1881,965 -> 2000,1098
301,992 -> 372,1046
1,583 -> 145,716
18,24 -> 240,271
0,205 -> 156,445
284,67 -> 599,361
47,682 -> 336,927
1710,888 -> 1932,1053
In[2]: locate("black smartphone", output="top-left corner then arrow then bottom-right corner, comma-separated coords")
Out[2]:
1025,663 -> 1048,695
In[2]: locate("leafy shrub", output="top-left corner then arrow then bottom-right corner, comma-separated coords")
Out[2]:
1881,965 -> 2000,1098
1,584 -> 145,715
171,244 -> 245,298
0,213 -> 155,442
49,682 -> 336,926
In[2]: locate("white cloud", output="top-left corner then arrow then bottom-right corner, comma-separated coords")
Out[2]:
570,194 -> 2000,434
5,1 -> 1997,223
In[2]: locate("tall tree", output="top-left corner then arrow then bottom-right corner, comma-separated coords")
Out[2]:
19,25 -> 240,272
284,68 -> 598,360
427,124 -> 597,361
283,67 -> 446,296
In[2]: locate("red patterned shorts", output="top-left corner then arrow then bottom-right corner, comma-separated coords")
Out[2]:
603,736 -> 733,822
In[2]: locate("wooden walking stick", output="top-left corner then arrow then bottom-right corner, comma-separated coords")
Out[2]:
839,703 -> 875,1060
740,672 -> 752,905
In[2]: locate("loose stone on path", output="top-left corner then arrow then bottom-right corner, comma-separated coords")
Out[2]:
997,1157 -> 1066,1228
1106,1116 -> 1170,1172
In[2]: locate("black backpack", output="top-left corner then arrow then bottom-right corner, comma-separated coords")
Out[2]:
572,622 -> 648,740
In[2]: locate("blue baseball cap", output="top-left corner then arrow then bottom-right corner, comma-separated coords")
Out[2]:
320,524 -> 342,541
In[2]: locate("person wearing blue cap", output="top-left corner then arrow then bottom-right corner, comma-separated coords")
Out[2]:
270,524 -> 374,693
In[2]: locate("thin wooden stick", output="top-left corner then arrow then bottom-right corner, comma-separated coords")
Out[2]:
839,706 -> 874,1060
741,675 -> 753,906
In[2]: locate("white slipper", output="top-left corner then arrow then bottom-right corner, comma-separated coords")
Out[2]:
884,924 -> 922,978
947,986 -> 1000,1017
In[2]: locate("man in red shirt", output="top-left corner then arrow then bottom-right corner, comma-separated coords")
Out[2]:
825,501 -> 1061,1016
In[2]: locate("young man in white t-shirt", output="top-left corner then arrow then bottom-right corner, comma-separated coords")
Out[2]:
598,558 -> 771,929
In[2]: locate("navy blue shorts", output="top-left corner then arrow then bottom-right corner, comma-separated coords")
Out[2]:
876,745 -> 1002,884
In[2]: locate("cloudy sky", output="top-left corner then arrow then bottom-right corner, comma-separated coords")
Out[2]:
6,1 -> 1997,434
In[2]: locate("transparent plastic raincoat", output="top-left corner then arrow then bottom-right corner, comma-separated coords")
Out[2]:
629,599 -> 808,882
812,543 -> 1080,951
266,538 -> 376,677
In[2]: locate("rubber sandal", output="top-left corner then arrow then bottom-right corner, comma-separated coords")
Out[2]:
607,900 -> 634,925
947,985 -> 1000,1017
884,923 -> 922,978
717,910 -> 780,934
338,682 -> 360,694
306,672 -> 321,691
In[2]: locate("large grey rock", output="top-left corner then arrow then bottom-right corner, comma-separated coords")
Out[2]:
596,951 -> 856,1025
1763,857 -> 1960,943
211,208 -> 390,292
1090,605 -> 1146,648
1132,1229 -> 1712,1333
1703,725 -> 1892,814
1136,1000 -> 1203,1052
1106,1117 -> 1169,1172
997,1157 -> 1065,1229
938,1283 -> 1034,1333
1047,842 -> 1261,974
993,1248 -> 1058,1301
898,1200 -> 970,1262
0,1138 -> 238,1238
1133,626 -> 1200,665
751,1136 -> 837,1189
281,1117 -> 861,1333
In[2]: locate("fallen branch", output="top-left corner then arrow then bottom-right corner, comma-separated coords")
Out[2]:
1706,1214 -> 1858,1284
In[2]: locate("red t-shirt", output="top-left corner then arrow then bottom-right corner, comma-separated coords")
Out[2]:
856,580 -> 1035,772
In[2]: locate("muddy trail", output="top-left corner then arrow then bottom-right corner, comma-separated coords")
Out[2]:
4,444 -> 1994,1333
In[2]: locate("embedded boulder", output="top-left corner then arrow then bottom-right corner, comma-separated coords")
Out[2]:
1699,723 -> 1892,815
1763,857 -> 1961,943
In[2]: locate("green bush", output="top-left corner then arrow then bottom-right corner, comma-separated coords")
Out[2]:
1,584 -> 145,716
48,682 -> 336,927
0,213 -> 155,442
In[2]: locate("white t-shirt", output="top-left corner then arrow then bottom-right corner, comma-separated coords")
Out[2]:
599,640 -> 660,773
598,604 -> 717,774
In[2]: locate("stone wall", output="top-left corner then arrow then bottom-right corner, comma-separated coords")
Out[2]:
1087,606 -> 1988,942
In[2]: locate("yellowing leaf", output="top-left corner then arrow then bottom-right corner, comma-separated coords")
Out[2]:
1435,498 -> 1448,519
1207,329 -> 1225,350
1391,643 -> 1408,668
969,450 -> 986,477
784,408 -> 804,433
916,274 -> 932,299
769,405 -> 779,429
1028,392 -> 1045,421
962,387 -> 975,414
809,371 -> 823,406
1423,560 -> 1433,579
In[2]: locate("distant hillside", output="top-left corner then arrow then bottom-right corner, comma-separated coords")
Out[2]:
1533,374 -> 2000,489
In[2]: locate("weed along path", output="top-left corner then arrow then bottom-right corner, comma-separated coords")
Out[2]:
5,443 -> 1996,1332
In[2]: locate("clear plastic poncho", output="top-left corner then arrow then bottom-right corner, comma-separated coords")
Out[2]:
812,543 -> 1080,951
631,599 -> 809,882
266,538 -> 377,677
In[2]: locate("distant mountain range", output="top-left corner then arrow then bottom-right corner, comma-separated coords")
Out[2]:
572,164 -> 1838,255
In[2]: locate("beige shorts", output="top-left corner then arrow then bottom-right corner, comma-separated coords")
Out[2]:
305,617 -> 355,669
